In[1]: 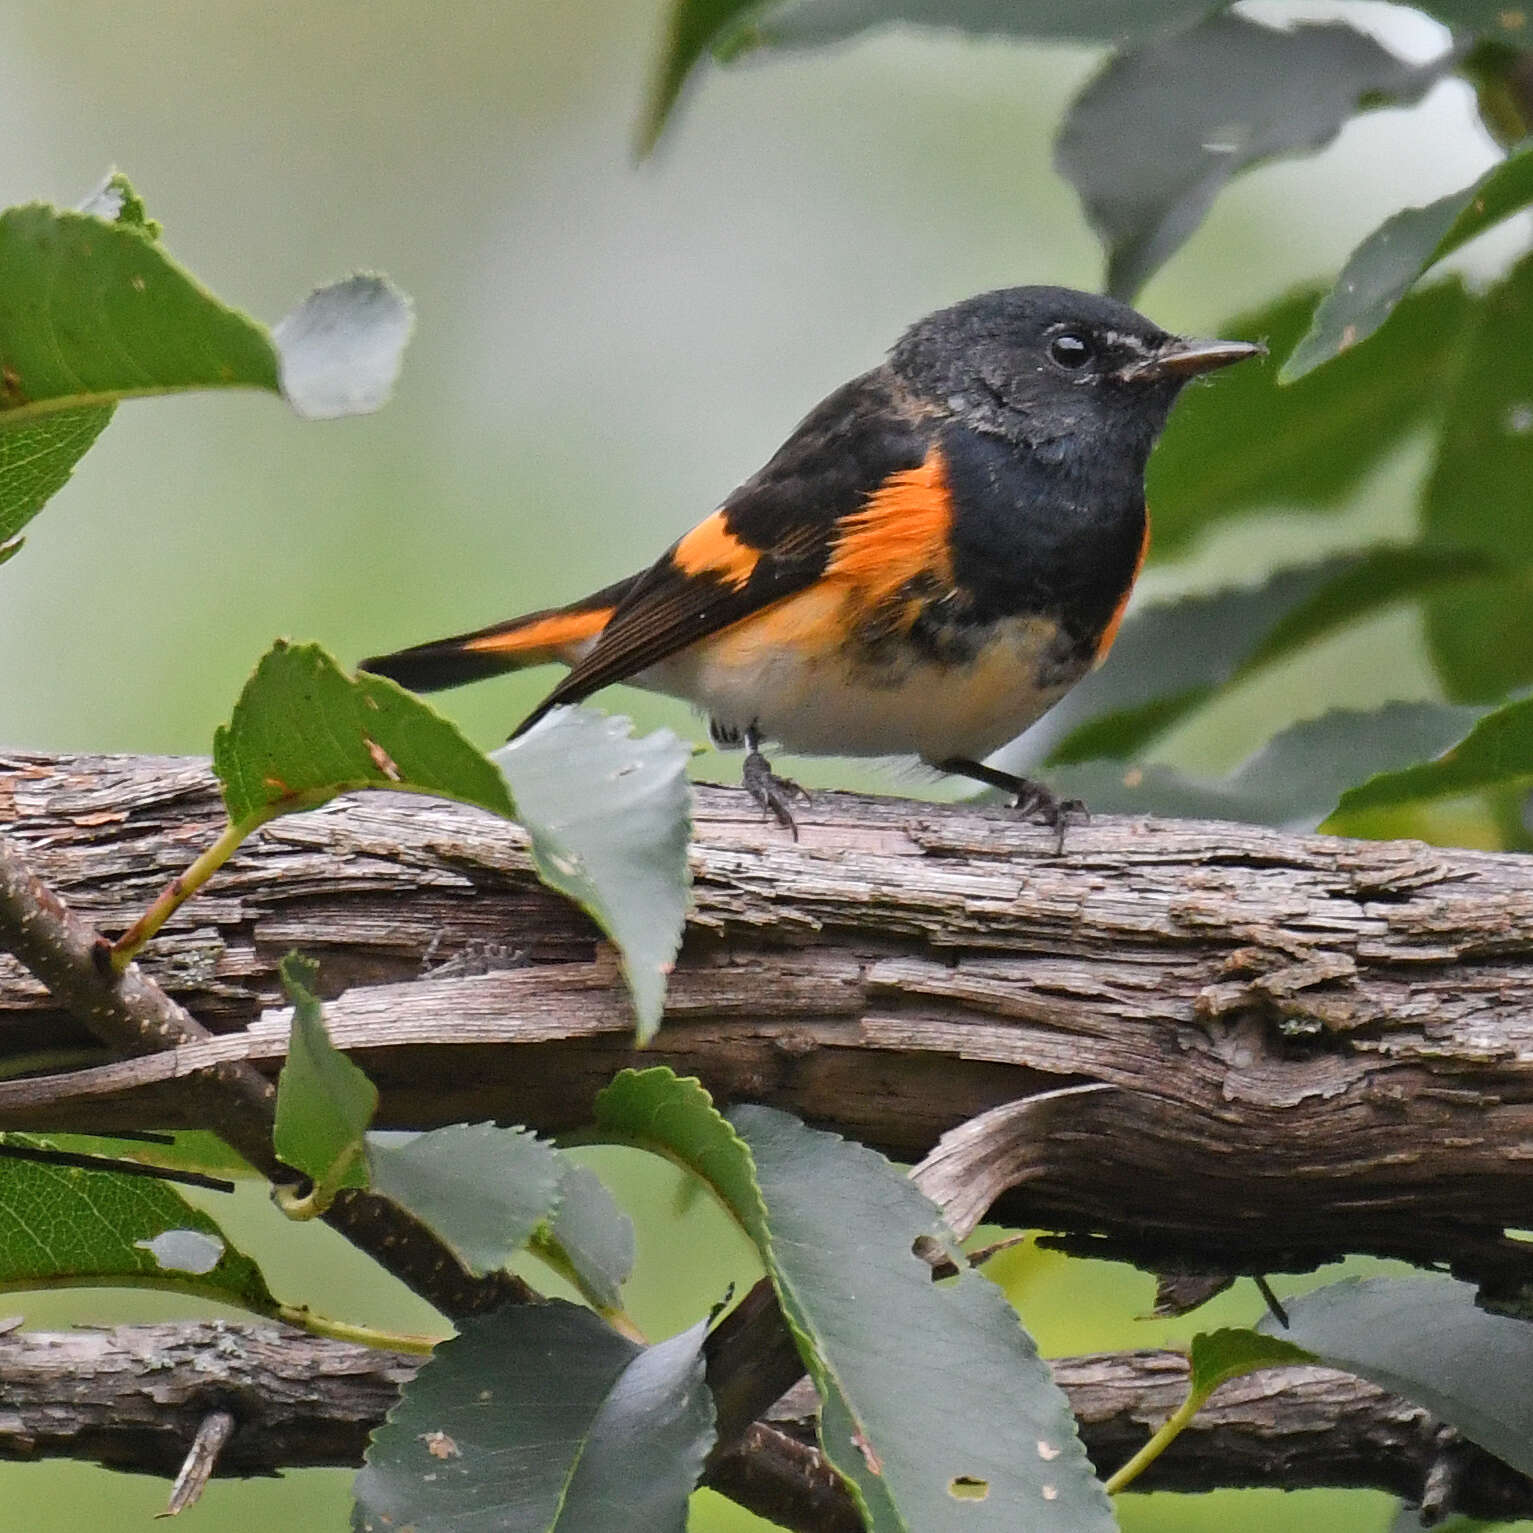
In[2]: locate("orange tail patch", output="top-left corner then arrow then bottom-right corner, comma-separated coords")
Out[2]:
462,607 -> 612,667
360,603 -> 615,694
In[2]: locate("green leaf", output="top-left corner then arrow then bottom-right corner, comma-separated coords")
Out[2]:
755,0 -> 1217,52
353,1302 -> 715,1533
494,710 -> 692,1045
0,174 -> 411,558
1058,15 -> 1447,300
1186,1327 -> 1315,1396
0,405 -> 114,551
1331,695 -> 1533,817
1261,1276 -> 1533,1476
273,953 -> 377,1200
1408,1 -> 1533,35
543,1159 -> 636,1311
1283,141 -> 1533,381
1031,546 -> 1495,766
640,0 -> 768,152
1047,702 -> 1488,828
1424,254 -> 1533,700
596,1069 -> 767,1229
214,640 -> 516,829
77,170 -> 161,236
0,193 -> 277,409
0,1134 -> 277,1314
643,0 -> 1219,150
596,1068 -> 1115,1531
365,1125 -> 562,1279
1146,282 -> 1475,557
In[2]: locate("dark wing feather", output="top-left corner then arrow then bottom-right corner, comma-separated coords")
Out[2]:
511,366 -> 934,736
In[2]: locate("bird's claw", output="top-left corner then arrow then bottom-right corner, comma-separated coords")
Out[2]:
1012,782 -> 1089,854
743,749 -> 810,839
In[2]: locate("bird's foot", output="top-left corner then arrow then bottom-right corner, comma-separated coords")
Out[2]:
935,757 -> 1087,853
742,748 -> 810,839
1010,778 -> 1088,855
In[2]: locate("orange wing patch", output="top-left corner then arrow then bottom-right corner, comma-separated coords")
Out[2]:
673,510 -> 760,590
1093,512 -> 1150,666
825,447 -> 955,607
462,606 -> 613,666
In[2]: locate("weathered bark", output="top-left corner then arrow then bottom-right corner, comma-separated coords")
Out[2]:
4,750 -> 1533,1293
0,820 -> 531,1322
0,1322 -> 1528,1525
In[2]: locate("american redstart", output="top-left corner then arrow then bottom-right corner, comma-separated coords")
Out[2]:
362,287 -> 1260,838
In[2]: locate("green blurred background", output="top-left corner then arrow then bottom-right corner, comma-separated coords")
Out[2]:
0,1 -> 1524,1527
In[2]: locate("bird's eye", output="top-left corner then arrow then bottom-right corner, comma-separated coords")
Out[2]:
1048,331 -> 1094,370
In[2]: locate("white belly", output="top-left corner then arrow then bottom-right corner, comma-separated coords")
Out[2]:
646,599 -> 1083,764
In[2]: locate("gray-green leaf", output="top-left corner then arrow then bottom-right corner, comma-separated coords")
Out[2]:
1145,282 -> 1475,557
641,0 -> 1218,151
494,709 -> 692,1044
365,1125 -> 562,1279
353,1303 -> 714,1533
1332,695 -> 1533,818
1058,15 -> 1449,300
594,1068 -> 1114,1530
1047,702 -> 1488,829
273,953 -> 377,1199
1283,140 -> 1533,381
1423,252 -> 1533,701
545,1159 -> 636,1311
757,0 -> 1216,51
734,1104 -> 1115,1530
1261,1276 -> 1533,1476
1025,546 -> 1494,767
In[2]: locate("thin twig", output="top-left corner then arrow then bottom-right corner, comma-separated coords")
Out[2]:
0,1140 -> 234,1193
161,1410 -> 235,1517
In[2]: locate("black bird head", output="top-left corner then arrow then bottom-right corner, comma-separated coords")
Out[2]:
890,285 -> 1262,461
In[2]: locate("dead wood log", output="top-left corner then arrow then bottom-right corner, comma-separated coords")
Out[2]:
3,749 -> 1533,1291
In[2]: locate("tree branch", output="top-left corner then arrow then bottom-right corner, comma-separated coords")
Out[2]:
0,816 -> 530,1321
5,750 -> 1532,1292
1,1321 -> 1528,1525
8,750 -> 1533,1525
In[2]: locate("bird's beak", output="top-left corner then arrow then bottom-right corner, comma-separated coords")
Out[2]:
1118,336 -> 1265,383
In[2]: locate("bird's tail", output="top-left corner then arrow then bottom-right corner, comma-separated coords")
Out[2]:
359,575 -> 636,694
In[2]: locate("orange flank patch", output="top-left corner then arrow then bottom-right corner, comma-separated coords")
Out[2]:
462,606 -> 613,665
826,448 -> 955,606
707,582 -> 847,668
1093,513 -> 1150,666
673,510 -> 760,590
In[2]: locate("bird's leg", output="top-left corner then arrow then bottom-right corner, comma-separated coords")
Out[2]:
742,725 -> 810,839
936,757 -> 1087,854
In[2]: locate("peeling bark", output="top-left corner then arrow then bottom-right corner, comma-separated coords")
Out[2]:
4,750 -> 1533,1291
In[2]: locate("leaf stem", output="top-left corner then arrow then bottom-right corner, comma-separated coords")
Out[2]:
110,814 -> 268,971
1102,1385 -> 1209,1494
276,1303 -> 442,1356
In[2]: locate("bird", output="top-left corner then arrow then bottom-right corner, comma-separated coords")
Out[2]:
361,286 -> 1260,839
